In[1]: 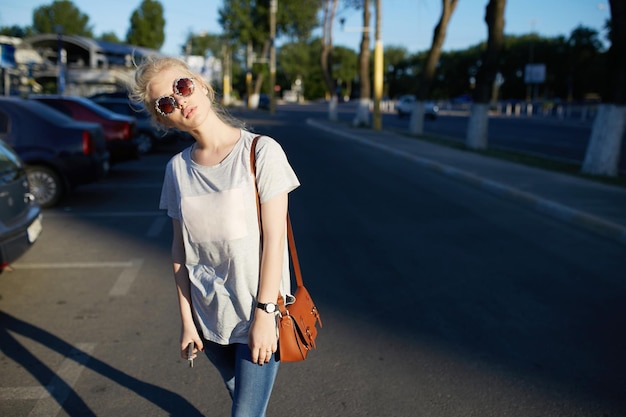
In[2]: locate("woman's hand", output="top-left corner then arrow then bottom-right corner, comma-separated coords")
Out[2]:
180,325 -> 203,361
248,311 -> 278,365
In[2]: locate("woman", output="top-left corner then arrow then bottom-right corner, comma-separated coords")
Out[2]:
129,56 -> 300,416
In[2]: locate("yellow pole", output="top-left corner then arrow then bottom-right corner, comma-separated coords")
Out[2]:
373,0 -> 383,131
373,39 -> 383,131
269,0 -> 277,114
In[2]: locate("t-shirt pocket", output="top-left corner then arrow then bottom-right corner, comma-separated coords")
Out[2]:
181,188 -> 248,243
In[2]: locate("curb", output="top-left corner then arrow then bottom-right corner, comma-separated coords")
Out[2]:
306,118 -> 626,246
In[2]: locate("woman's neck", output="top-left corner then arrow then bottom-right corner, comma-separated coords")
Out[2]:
190,121 -> 241,166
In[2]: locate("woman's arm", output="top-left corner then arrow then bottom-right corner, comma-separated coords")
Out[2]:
171,218 -> 203,359
249,192 -> 288,364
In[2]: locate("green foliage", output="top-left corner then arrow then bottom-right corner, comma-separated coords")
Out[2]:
126,0 -> 165,50
32,0 -> 93,36
183,32 -> 225,57
98,32 -> 122,43
219,0 -> 321,48
0,25 -> 35,38
379,25 -> 608,102
333,46 -> 358,95
276,0 -> 321,41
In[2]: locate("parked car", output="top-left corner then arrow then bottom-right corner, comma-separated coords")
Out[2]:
30,95 -> 145,164
0,138 -> 42,271
90,97 -> 191,151
395,95 -> 439,120
0,97 -> 110,207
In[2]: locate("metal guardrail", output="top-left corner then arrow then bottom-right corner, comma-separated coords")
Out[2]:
376,99 -> 600,123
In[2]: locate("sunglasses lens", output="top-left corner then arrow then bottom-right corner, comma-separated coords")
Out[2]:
175,78 -> 194,96
157,96 -> 176,115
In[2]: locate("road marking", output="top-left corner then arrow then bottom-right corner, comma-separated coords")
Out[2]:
14,261 -> 135,269
43,211 -> 164,218
12,260 -> 145,297
83,182 -> 163,188
0,386 -> 50,400
146,216 -> 168,237
27,343 -> 96,417
0,343 -> 96,417
109,258 -> 144,297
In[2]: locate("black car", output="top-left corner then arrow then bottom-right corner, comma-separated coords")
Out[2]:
30,95 -> 144,164
0,97 -> 110,207
90,97 -> 191,151
0,138 -> 42,271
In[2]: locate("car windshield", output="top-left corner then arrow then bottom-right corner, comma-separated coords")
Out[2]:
22,100 -> 79,124
73,98 -> 122,118
0,140 -> 23,176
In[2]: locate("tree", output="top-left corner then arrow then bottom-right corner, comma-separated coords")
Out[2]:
183,32 -> 224,57
352,0 -> 371,127
409,0 -> 459,135
219,0 -> 321,107
126,0 -> 165,50
582,0 -> 625,177
320,0 -> 339,119
333,46 -> 358,98
383,46 -> 410,97
98,32 -> 122,43
466,0 -> 506,150
0,25 -> 34,38
32,0 -> 93,36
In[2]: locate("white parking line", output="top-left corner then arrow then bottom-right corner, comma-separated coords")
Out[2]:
0,386 -> 50,401
13,259 -> 144,297
109,258 -> 144,297
43,211 -> 164,218
14,261 -> 135,269
27,343 -> 96,417
0,343 -> 96,417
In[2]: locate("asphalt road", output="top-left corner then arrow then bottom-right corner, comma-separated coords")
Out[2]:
1,105 -> 625,417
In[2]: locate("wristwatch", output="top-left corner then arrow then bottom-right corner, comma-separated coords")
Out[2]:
256,301 -> 277,314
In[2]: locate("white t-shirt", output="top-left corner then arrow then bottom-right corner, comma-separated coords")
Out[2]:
159,130 -> 300,344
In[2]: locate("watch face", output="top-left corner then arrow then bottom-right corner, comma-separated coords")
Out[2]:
266,303 -> 276,313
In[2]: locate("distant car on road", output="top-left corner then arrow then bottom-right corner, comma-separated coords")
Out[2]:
30,95 -> 145,164
0,138 -> 42,271
0,97 -> 110,207
395,95 -> 438,120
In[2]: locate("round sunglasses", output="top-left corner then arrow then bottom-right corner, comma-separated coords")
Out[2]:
154,77 -> 195,117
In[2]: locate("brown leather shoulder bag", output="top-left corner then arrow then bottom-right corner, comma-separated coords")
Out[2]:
250,135 -> 322,362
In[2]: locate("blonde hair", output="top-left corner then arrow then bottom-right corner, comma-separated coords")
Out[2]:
128,55 -> 244,129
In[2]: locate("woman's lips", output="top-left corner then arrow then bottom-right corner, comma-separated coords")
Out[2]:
184,107 -> 196,118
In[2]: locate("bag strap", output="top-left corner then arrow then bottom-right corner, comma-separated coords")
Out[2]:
250,135 -> 305,294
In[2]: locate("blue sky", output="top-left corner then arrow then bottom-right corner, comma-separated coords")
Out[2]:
1,0 -> 611,56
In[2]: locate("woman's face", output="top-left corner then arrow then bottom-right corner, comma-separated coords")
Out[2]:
147,67 -> 209,129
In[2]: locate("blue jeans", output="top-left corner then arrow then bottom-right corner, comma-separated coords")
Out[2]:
203,341 -> 280,417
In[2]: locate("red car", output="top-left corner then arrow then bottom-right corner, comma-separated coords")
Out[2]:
30,95 -> 146,164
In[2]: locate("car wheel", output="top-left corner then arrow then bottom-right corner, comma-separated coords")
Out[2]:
26,166 -> 64,208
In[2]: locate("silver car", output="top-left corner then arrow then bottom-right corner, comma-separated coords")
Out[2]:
395,95 -> 438,120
